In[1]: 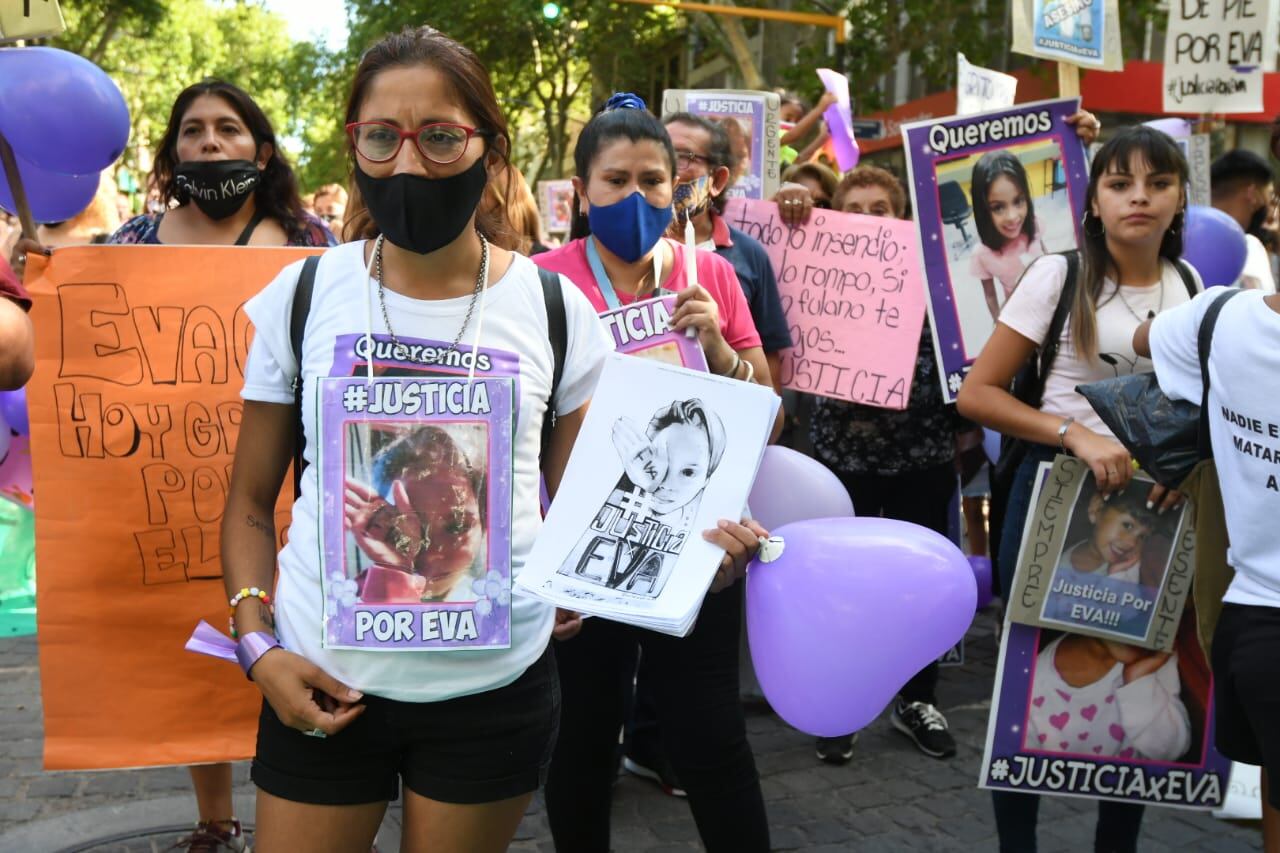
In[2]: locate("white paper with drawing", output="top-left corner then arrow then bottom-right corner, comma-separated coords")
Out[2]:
516,353 -> 778,635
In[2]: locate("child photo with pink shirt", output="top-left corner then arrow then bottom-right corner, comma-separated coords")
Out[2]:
968,150 -> 1050,321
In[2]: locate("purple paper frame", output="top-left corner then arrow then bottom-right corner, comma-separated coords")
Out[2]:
982,621 -> 1231,808
599,295 -> 708,370
903,97 -> 1088,402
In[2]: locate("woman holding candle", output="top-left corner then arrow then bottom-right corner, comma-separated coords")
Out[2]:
532,93 -> 776,853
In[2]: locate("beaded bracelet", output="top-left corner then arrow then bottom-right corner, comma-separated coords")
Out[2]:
228,587 -> 273,639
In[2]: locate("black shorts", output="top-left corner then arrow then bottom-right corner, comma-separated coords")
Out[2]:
1211,602 -> 1280,808
251,646 -> 560,806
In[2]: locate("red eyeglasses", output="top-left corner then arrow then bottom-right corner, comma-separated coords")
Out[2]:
345,121 -> 491,165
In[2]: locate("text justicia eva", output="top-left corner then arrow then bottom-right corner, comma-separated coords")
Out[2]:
998,756 -> 1221,805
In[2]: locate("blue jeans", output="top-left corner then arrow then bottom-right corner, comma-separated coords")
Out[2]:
991,442 -> 1145,851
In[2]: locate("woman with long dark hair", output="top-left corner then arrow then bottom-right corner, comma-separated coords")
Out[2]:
109,78 -> 333,248
533,95 -> 773,853
958,125 -> 1202,852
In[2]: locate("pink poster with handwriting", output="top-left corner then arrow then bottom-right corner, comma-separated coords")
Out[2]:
724,198 -> 925,410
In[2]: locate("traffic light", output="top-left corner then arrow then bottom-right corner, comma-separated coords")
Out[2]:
542,2 -> 561,19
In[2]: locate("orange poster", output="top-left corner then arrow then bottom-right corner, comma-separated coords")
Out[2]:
26,245 -> 320,771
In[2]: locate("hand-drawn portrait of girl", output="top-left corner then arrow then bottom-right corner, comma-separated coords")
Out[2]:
558,399 -> 726,599
343,424 -> 487,604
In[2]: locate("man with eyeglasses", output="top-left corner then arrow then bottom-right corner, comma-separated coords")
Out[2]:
661,112 -> 792,393
1211,149 -> 1277,293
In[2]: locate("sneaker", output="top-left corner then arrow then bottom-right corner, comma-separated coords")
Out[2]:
170,819 -> 249,852
622,754 -> 687,798
891,699 -> 957,759
815,733 -> 858,765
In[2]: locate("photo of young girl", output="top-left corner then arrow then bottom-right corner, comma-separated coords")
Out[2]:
969,150 -> 1049,321
931,136 -> 1079,361
342,422 -> 488,604
558,398 -> 726,598
1041,478 -> 1177,640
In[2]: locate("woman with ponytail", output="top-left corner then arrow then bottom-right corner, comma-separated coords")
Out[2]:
958,125 -> 1202,851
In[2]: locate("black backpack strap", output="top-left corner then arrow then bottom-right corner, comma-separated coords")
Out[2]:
1030,251 -> 1079,407
290,255 -> 321,498
539,266 -> 567,469
1196,288 -> 1244,459
1173,258 -> 1200,299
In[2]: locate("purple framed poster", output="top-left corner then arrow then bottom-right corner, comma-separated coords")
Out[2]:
599,295 -> 707,370
662,89 -> 781,201
316,334 -> 519,651
980,620 -> 1229,809
902,97 -> 1087,402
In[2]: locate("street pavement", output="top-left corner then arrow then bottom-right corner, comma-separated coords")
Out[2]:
0,612 -> 1264,851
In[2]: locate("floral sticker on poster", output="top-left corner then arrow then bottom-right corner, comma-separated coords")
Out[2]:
902,97 -> 1088,402
318,372 -> 514,650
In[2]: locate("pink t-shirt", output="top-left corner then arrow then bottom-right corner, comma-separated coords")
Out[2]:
533,237 -> 762,352
969,223 -> 1046,300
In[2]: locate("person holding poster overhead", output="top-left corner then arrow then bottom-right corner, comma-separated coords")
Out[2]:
218,27 -> 617,853
958,125 -> 1202,852
803,165 -> 963,764
534,95 -> 774,852
80,78 -> 335,853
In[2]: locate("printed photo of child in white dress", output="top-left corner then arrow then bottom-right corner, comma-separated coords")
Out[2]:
1024,630 -> 1193,763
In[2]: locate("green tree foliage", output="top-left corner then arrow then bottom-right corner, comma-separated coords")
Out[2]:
343,0 -> 682,183
51,0 -> 341,191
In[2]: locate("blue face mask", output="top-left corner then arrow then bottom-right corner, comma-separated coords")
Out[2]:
588,191 -> 673,262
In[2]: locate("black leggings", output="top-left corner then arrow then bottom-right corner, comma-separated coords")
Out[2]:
839,461 -> 958,704
545,582 -> 769,852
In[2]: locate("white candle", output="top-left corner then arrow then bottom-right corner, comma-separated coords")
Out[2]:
684,219 -> 699,339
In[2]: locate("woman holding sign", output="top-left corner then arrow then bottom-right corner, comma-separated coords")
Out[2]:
220,29 -> 761,853
93,78 -> 335,853
958,126 -> 1201,852
533,95 -> 775,852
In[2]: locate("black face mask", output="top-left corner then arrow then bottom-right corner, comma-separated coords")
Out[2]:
353,159 -> 489,255
1248,203 -> 1268,238
173,159 -> 260,220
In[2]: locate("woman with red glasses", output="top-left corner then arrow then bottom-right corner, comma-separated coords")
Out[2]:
220,26 -> 617,853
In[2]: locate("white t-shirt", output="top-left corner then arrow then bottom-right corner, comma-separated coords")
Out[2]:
1150,287 -> 1280,608
242,241 -> 611,701
999,255 -> 1200,437
1240,233 -> 1275,293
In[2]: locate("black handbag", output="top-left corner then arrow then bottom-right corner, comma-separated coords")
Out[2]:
1077,287 -> 1242,488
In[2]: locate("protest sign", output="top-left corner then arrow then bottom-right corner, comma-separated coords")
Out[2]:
981,461 -> 1230,810
0,0 -> 65,41
662,89 -> 780,200
318,375 -> 514,650
1181,134 -> 1212,208
1012,0 -> 1124,70
26,245 -> 316,770
537,178 -> 574,234
516,353 -> 777,636
599,294 -> 708,370
816,68 -> 860,171
1163,0 -> 1277,114
723,198 -> 926,410
1005,456 -> 1194,652
957,53 -> 1018,116
902,97 -> 1087,401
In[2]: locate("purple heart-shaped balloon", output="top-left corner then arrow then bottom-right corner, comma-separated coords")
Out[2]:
746,517 -> 976,737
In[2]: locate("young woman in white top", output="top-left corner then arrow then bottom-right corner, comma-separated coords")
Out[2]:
958,125 -> 1201,853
